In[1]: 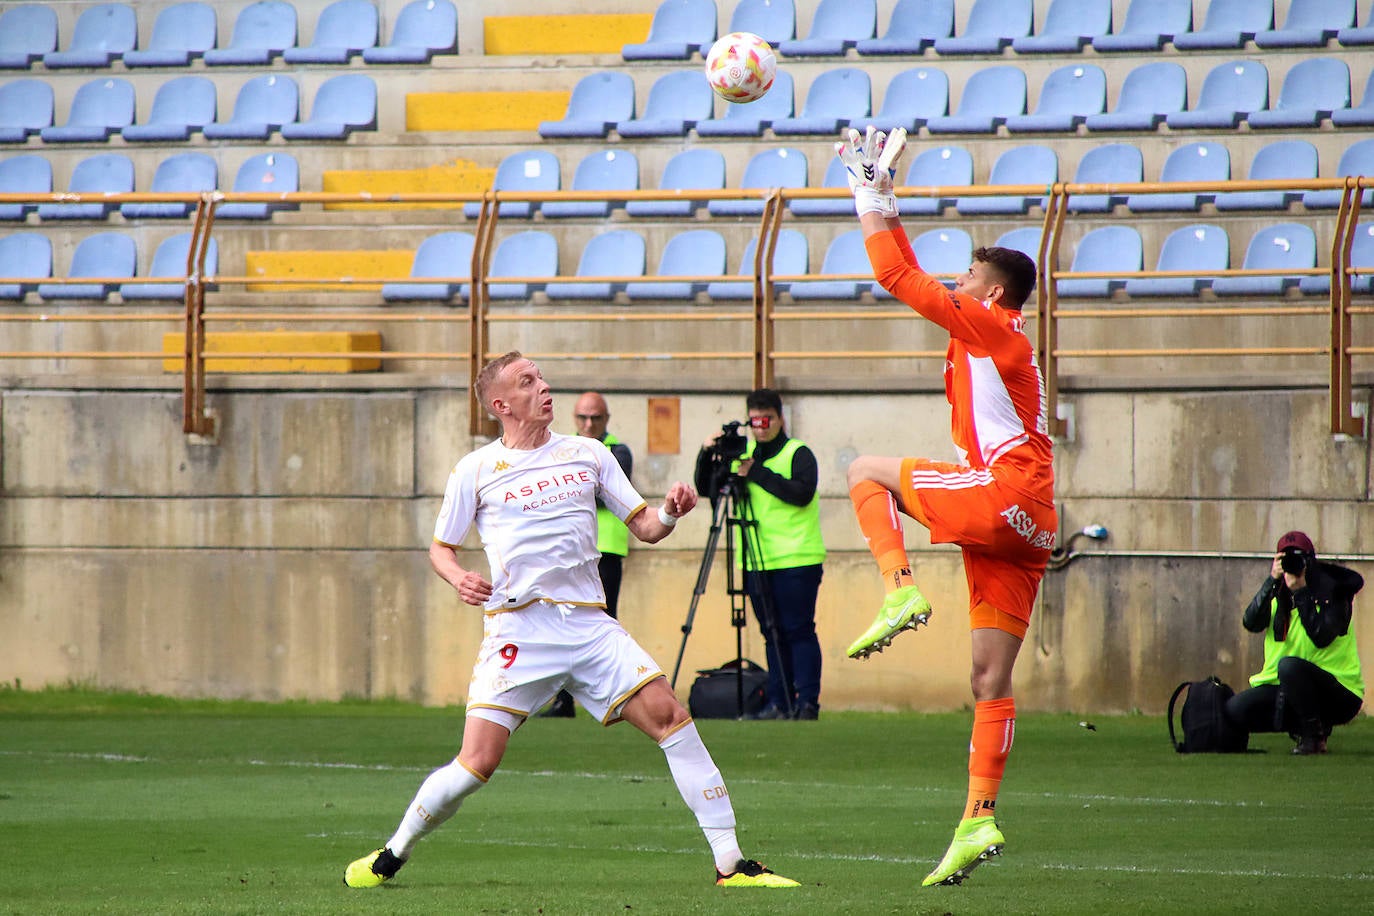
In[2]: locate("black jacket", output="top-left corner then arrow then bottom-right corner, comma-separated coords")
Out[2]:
1243,560 -> 1363,648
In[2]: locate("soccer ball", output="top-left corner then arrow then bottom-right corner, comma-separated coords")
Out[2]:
704,32 -> 776,104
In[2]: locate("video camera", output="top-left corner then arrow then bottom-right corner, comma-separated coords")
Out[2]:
708,420 -> 750,462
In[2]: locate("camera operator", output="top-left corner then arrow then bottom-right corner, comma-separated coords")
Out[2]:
694,389 -> 825,720
1225,531 -> 1365,755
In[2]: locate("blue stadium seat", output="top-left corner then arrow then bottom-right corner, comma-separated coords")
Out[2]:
995,227 -> 1042,263
695,70 -> 794,136
779,0 -> 875,56
616,71 -> 714,138
546,230 -> 646,300
382,231 -> 475,302
772,68 -> 870,135
789,158 -> 853,217
44,3 -> 137,68
934,0 -> 1032,53
1012,0 -> 1112,52
926,66 -> 1025,134
1173,0 -> 1273,49
626,148 -> 725,217
1085,61 -> 1186,131
38,153 -> 133,220
285,0 -> 377,63
857,0 -> 952,54
539,72 -> 636,139
1300,222 -> 1374,295
1248,58 -> 1350,128
729,0 -> 797,45
859,66 -> 947,133
958,145 -> 1057,216
0,4 -> 58,68
203,75 -> 299,141
1257,0 -> 1355,46
0,233 -> 51,300
124,2 -> 217,67
121,153 -> 217,220
1127,142 -> 1230,212
39,232 -> 136,301
217,152 -> 300,220
707,229 -> 808,299
1165,60 -> 1269,130
542,150 -> 639,219
1333,69 -> 1374,126
1303,138 -> 1374,209
0,155 -> 51,221
1057,226 -> 1142,298
120,233 -> 218,301
41,78 -> 136,143
1092,0 -> 1191,51
708,148 -> 808,217
205,1 -> 298,65
486,231 -> 557,301
122,76 -> 217,142
1213,224 -> 1316,296
1005,64 -> 1106,133
0,79 -> 53,143
788,229 -> 868,300
906,227 -> 973,291
1067,143 -> 1142,213
897,145 -> 973,216
1124,225 -> 1229,298
364,0 -> 457,63
463,150 -> 560,220
625,229 -> 726,300
1216,140 -> 1317,211
281,74 -> 377,140
624,0 -> 716,60
1337,0 -> 1374,43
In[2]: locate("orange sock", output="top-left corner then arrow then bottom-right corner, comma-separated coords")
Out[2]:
849,480 -> 913,592
963,697 -> 1016,821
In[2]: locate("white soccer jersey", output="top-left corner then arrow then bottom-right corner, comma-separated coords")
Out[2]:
433,432 -> 647,612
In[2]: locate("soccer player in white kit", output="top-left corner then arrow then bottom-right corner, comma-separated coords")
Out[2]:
344,352 -> 798,890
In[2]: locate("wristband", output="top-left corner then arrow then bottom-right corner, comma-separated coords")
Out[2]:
657,506 -> 678,527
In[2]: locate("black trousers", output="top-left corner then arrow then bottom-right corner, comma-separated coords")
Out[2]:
1225,657 -> 1363,738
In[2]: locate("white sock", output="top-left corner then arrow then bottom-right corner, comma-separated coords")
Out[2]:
385,758 -> 486,858
658,721 -> 743,873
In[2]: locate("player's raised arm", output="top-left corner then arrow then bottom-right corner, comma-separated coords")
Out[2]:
627,481 -> 698,544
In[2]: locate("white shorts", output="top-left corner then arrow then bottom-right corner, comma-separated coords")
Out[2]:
466,602 -> 663,728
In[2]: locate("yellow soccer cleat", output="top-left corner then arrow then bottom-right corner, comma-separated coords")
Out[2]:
715,859 -> 800,888
846,584 -> 933,659
343,847 -> 405,888
921,816 -> 1005,887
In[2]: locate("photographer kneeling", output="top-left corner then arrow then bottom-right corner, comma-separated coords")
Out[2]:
694,390 -> 825,720
1226,531 -> 1365,755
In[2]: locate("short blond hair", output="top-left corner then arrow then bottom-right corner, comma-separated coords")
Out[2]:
474,351 -> 524,419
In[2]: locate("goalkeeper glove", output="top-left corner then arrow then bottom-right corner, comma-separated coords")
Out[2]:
834,126 -> 908,218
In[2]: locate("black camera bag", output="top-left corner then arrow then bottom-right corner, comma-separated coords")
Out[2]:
688,659 -> 768,719
1167,676 -> 1249,753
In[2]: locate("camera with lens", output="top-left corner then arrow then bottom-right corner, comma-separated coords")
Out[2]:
710,420 -> 749,462
1280,548 -> 1308,576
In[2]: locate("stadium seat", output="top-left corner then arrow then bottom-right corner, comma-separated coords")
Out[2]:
707,229 -> 808,299
486,231 -> 557,300
40,78 -> 136,143
779,0 -> 875,56
623,0 -> 716,61
926,66 -> 1026,134
708,148 -> 808,217
38,153 -> 133,220
934,0 -> 1032,53
539,72 -> 636,139
363,0 -> 457,63
0,79 -> 54,143
1127,142 -> 1230,212
1337,0 -> 1374,43
1256,0 -> 1355,46
217,153 -> 300,220
1085,61 -> 1186,131
546,230 -> 646,299
788,229 -> 868,299
790,158 -> 854,217
39,232 -> 136,301
463,150 -> 560,219
1124,224 -> 1229,297
857,0 -> 952,54
1067,143 -> 1142,213
1212,223 -> 1316,296
625,148 -> 725,218
0,4 -> 59,68
1092,0 -> 1191,51
616,71 -> 714,138
203,75 -> 299,141
1216,140 -> 1318,211
44,3 -> 137,68
1165,60 -> 1269,130
1334,70 -> 1374,126
695,70 -> 794,136
122,76 -> 217,142
1005,64 -> 1106,133
1303,138 -> 1374,209
1056,226 -> 1142,298
1012,0 -> 1112,52
1173,0 -> 1273,49
285,0 -> 377,63
119,233 -> 218,301
906,227 -> 973,291
898,145 -> 973,216
1300,222 -> 1374,295
0,155 -> 51,221
957,145 -> 1057,215
1248,58 -> 1350,128
729,0 -> 797,45
625,229 -> 726,300
772,68 -> 870,135
542,150 -> 639,219
0,233 -> 52,300
205,0 -> 298,65
995,227 -> 1042,263
381,231 -> 475,302
120,153 -> 217,220
859,66 -> 947,133
123,2 -> 217,67
281,74 -> 377,140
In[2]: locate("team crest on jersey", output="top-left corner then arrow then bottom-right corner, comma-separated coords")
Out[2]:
494,460 -> 512,471
553,445 -> 581,461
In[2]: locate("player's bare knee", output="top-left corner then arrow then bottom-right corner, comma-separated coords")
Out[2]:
846,456 -> 875,489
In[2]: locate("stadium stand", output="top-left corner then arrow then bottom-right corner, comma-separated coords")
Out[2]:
463,150 -> 560,219
696,70 -> 795,136
119,234 -> 218,301
284,0 -> 378,63
1165,60 -> 1270,129
123,1 -> 217,67
622,0 -> 717,60
706,229 -> 809,299
790,158 -> 853,217
1300,223 -> 1374,295
0,233 -> 52,300
381,231 -> 475,302
1256,0 -> 1356,46
216,153 -> 300,221
1215,139 -> 1318,211
1084,61 -> 1187,131
0,4 -> 58,69
539,72 -> 636,139
934,0 -> 1033,53
280,74 -> 378,139
1124,224 -> 1229,298
926,65 -> 1026,133
542,150 -> 639,219
204,0 -> 298,66
44,2 -> 137,69
1005,63 -> 1106,132
1333,69 -> 1374,125
995,226 -> 1042,262
1247,57 -> 1349,128
0,79 -> 54,142
1337,0 -> 1374,43
789,229 -> 869,299
121,153 -> 217,220
1012,0 -> 1112,52
41,78 -> 136,143
616,71 -> 714,138
1057,226 -> 1142,298
625,229 -> 726,300
906,227 -> 974,289
122,76 -> 217,142
956,145 -> 1057,215
856,0 -> 953,54
38,152 -> 133,220
488,231 -> 558,300
729,0 -> 797,45
0,155 -> 51,221
1303,137 -> 1374,208
778,0 -> 876,56
1173,0 -> 1275,49
860,66 -> 948,133
38,232 -> 136,301
203,75 -> 299,141
708,147 -> 808,217
1067,143 -> 1143,213
1127,142 -> 1231,212
363,0 -> 457,63
771,67 -> 870,135
625,148 -> 725,218
546,230 -> 647,299
898,144 -> 973,216
1092,0 -> 1191,51
1212,223 -> 1317,296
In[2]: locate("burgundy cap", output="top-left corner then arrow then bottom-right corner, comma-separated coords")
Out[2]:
1276,531 -> 1315,554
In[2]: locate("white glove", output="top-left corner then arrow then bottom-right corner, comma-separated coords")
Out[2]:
834,126 -> 908,218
